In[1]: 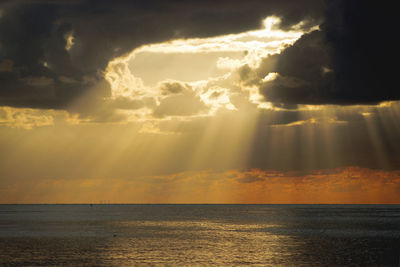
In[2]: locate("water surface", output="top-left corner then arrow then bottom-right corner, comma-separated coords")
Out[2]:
1,204 -> 399,266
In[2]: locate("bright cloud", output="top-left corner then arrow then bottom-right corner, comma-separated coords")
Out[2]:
103,16 -> 307,122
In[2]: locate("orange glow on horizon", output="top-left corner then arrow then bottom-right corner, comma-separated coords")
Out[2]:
1,167 -> 399,204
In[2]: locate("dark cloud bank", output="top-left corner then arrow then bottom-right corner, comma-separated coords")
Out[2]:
0,0 -> 323,109
255,1 -> 400,105
1,0 -> 396,109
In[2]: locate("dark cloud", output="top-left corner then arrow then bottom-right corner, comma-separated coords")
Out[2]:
0,0 -> 323,110
160,82 -> 185,95
236,174 -> 265,184
256,0 -> 400,105
153,82 -> 207,118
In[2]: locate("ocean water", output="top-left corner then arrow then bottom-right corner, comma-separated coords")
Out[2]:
0,204 -> 399,266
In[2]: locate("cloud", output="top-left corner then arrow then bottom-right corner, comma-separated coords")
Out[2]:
230,167 -> 400,204
0,0 -> 323,110
0,106 -> 55,129
0,59 -> 13,72
2,167 -> 399,203
1,0 -> 400,179
2,1 -> 395,124
22,76 -> 54,87
251,0 -> 400,105
153,81 -> 208,118
160,82 -> 186,95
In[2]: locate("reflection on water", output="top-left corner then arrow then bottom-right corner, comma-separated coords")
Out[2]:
0,204 -> 399,266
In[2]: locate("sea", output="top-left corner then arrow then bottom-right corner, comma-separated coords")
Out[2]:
0,204 -> 399,266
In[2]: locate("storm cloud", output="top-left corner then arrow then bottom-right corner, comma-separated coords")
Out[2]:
256,0 -> 400,105
0,0 -> 323,110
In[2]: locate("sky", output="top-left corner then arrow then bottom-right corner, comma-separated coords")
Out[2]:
1,0 -> 400,203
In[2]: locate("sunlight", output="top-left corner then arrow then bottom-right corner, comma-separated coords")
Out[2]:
104,15 -> 307,116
